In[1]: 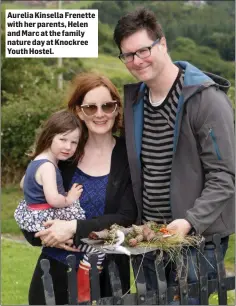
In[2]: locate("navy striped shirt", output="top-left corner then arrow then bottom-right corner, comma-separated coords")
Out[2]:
141,69 -> 184,224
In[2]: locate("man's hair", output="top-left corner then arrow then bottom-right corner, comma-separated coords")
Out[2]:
114,8 -> 164,51
30,110 -> 81,160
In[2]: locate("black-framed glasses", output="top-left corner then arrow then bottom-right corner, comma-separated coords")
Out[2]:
80,101 -> 118,117
119,39 -> 160,64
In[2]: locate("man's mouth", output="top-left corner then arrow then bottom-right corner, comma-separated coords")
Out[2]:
136,65 -> 150,71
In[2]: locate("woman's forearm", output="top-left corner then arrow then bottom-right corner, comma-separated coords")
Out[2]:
34,219 -> 78,246
69,220 -> 77,235
21,229 -> 42,246
73,213 -> 136,247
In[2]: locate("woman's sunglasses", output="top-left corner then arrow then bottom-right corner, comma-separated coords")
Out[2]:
80,101 -> 118,117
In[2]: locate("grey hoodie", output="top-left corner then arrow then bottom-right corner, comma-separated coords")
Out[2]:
123,61 -> 234,241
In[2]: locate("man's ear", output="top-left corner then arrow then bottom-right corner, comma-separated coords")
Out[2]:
159,37 -> 167,51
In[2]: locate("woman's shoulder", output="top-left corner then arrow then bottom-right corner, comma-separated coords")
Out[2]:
58,159 -> 78,191
114,136 -> 126,149
113,136 -> 128,161
110,136 -> 130,179
58,158 -> 77,170
58,159 -> 78,179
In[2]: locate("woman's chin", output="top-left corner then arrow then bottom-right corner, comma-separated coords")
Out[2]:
89,124 -> 113,135
90,129 -> 113,136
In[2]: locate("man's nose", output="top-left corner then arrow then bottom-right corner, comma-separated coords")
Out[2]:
133,54 -> 143,65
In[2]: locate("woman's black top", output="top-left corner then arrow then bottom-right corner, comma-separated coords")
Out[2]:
21,137 -> 139,296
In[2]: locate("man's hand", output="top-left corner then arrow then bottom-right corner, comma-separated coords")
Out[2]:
166,219 -> 192,237
35,219 -> 77,247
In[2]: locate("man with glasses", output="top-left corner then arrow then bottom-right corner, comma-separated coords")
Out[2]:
113,8 -> 234,304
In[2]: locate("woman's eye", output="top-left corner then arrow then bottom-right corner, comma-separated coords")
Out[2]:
60,138 -> 66,142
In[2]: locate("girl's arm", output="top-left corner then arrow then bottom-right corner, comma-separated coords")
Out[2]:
39,162 -> 82,208
20,175 -> 25,189
34,175 -> 137,246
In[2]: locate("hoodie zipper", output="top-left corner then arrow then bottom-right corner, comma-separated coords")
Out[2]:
206,128 -> 222,160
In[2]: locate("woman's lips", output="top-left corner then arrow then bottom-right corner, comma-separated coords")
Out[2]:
93,121 -> 107,125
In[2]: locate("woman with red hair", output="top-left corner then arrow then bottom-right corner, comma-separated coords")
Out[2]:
22,73 -> 138,305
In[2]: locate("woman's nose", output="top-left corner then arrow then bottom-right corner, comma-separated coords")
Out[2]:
95,106 -> 104,116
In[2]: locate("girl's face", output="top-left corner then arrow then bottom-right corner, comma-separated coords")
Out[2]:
77,86 -> 118,137
49,128 -> 80,161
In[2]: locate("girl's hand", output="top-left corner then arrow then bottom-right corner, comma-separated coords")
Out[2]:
66,183 -> 83,204
35,219 -> 77,247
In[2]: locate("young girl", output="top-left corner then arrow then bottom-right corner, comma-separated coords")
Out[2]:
14,110 -> 86,232
15,109 -> 105,265
14,109 -> 106,302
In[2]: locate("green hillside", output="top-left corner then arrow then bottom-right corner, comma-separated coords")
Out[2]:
1,0 -> 235,181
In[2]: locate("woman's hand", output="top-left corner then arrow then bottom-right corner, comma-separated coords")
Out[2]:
56,240 -> 81,252
35,219 -> 77,247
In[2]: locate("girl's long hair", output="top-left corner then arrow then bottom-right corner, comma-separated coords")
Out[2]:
30,109 -> 82,161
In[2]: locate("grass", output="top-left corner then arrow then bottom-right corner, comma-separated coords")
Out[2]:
224,234 -> 235,271
209,291 -> 235,305
63,54 -> 136,81
1,239 -> 41,305
83,55 -> 131,77
1,185 -> 23,234
1,238 -> 235,305
130,260 -> 235,305
1,186 -> 235,304
2,185 -> 235,268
